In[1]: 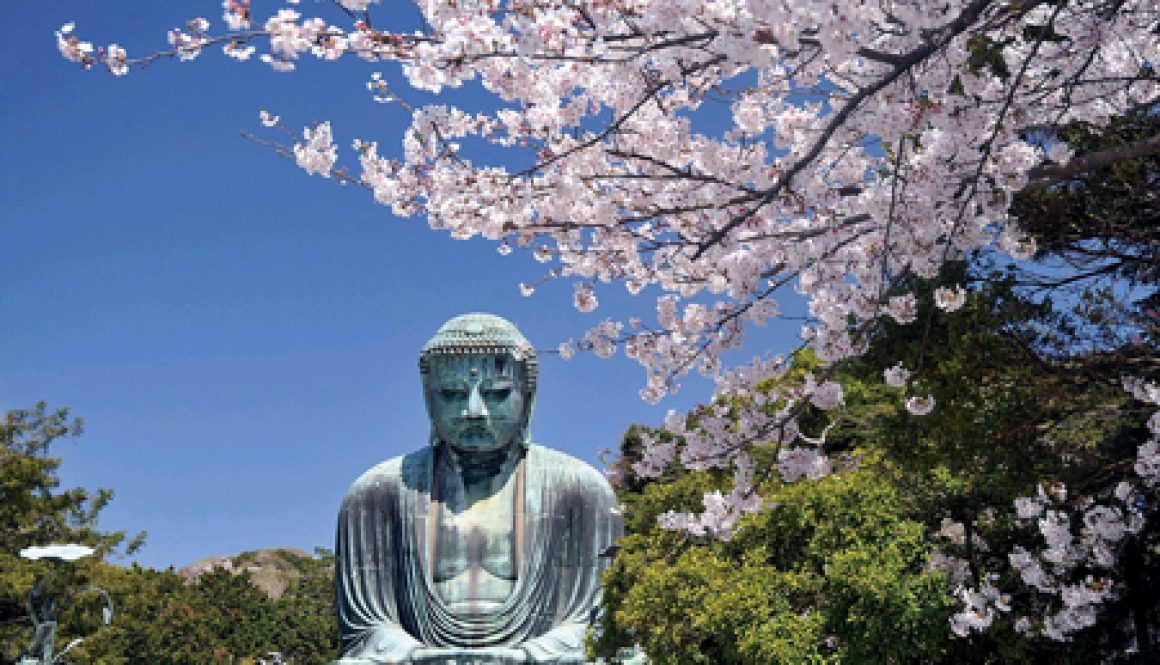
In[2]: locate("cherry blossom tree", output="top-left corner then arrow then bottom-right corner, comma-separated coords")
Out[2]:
58,0 -> 1159,638
943,377 -> 1160,646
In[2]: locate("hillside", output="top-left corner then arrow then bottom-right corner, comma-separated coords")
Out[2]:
178,547 -> 331,599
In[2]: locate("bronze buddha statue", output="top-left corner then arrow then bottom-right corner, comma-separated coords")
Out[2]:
333,313 -> 622,664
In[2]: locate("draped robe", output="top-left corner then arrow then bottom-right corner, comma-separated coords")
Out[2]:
333,444 -> 622,664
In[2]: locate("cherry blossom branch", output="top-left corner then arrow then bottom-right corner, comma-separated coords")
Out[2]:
693,0 -> 1007,259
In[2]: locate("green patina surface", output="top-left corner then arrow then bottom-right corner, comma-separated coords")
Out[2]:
333,314 -> 622,664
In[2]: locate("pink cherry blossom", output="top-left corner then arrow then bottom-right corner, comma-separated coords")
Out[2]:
572,283 -> 598,313
338,0 -> 378,11
883,363 -> 910,388
777,447 -> 831,483
804,373 -> 844,411
293,121 -> 337,176
222,0 -> 251,31
1014,494 -> 1045,521
887,294 -> 919,324
934,286 -> 967,313
106,44 -> 128,76
56,23 -> 93,64
905,395 -> 936,416
57,0 -> 1160,583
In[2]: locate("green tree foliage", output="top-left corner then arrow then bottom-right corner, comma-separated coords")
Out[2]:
1,404 -> 338,664
273,549 -> 340,664
595,463 -> 957,664
594,343 -> 965,663
0,402 -> 144,660
595,259 -> 1156,663
842,272 -> 1134,533
838,276 -> 1154,662
67,550 -> 338,664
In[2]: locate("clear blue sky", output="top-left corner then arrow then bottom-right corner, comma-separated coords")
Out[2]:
1,2 -> 799,570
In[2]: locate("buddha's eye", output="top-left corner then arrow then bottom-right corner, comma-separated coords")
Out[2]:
483,387 -> 512,400
439,388 -> 467,399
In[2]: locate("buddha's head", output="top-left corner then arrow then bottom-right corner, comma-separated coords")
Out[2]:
419,313 -> 538,454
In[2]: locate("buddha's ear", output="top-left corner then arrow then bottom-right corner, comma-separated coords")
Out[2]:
519,392 -> 536,446
418,354 -> 432,409
420,369 -> 438,421
421,382 -> 433,415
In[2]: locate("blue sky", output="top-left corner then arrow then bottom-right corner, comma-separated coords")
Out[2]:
1,2 -> 799,570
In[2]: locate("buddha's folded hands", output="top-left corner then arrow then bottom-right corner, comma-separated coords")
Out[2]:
408,645 -> 528,663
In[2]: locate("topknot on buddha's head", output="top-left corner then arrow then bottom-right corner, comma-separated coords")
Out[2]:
419,313 -> 538,391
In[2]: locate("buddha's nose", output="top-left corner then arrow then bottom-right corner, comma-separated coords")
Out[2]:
466,383 -> 489,419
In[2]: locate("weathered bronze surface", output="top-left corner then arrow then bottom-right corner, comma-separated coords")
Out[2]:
333,314 -> 622,664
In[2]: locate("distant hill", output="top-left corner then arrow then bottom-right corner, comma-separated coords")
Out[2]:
178,547 -> 331,599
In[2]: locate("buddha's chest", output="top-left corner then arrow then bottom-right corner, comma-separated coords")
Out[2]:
430,471 -> 519,608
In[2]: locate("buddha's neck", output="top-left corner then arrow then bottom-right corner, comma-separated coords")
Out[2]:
441,442 -> 522,488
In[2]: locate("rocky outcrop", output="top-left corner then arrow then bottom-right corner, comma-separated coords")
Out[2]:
178,547 -> 324,599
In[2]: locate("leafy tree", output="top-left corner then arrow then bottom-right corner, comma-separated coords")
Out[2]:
75,551 -> 338,664
596,345 -> 956,663
271,548 -> 340,664
596,461 -> 957,664
71,564 -> 219,665
0,402 -> 144,662
1,404 -> 339,664
597,260 -> 1157,662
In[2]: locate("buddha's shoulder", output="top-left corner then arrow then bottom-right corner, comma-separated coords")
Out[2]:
344,448 -> 431,496
527,444 -> 615,495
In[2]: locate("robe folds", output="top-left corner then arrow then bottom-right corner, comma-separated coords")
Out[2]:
333,444 -> 623,664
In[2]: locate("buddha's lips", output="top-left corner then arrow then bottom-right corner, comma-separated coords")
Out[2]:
456,417 -> 514,432
457,425 -> 493,438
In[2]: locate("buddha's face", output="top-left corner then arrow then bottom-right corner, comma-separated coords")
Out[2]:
426,353 -> 527,453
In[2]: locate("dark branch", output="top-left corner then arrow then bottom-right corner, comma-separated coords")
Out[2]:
1023,134 -> 1160,191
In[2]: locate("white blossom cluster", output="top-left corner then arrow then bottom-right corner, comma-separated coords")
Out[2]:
637,356 -> 798,476
950,575 -> 1009,637
632,355 -> 825,534
934,286 -> 968,313
293,121 -> 337,176
949,491 -> 1130,641
776,447 -> 831,483
949,378 -> 1160,641
656,452 -> 765,540
59,0 -> 1159,538
1124,378 -> 1160,486
927,547 -> 971,587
